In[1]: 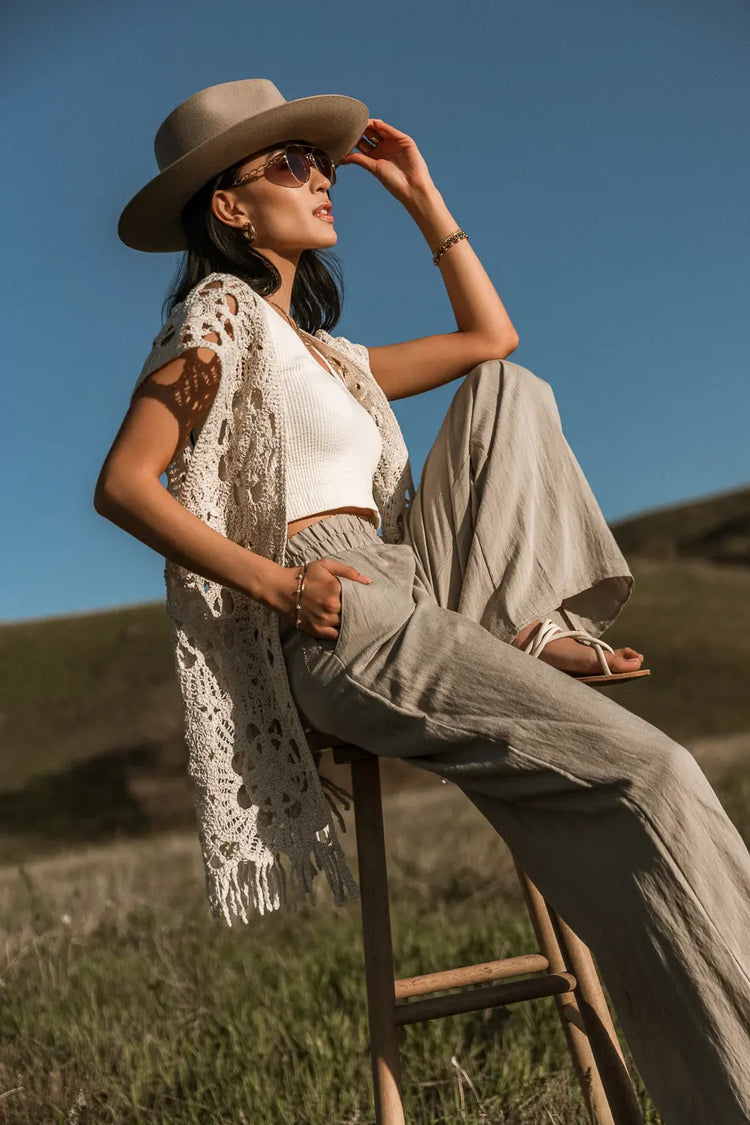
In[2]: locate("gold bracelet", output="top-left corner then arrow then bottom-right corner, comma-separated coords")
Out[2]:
294,561 -> 309,629
432,228 -> 468,265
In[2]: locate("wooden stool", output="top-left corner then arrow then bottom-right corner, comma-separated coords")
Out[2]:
307,730 -> 644,1125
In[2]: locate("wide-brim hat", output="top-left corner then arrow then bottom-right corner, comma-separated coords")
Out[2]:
118,78 -> 369,253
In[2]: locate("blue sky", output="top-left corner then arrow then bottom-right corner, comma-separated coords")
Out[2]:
4,0 -> 749,622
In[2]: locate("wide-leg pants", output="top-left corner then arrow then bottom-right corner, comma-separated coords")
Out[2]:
279,359 -> 750,1124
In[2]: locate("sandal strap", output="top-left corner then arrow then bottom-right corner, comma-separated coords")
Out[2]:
522,618 -> 615,678
522,619 -> 564,657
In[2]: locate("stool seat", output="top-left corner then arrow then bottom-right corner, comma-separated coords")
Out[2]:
306,727 -> 644,1125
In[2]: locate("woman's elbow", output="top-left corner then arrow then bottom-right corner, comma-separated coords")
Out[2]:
485,330 -> 520,360
503,330 -> 520,357
93,472 -> 117,519
93,465 -> 136,520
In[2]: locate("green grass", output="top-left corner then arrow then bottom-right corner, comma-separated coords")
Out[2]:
1,890 -> 594,1124
4,761 -> 748,1125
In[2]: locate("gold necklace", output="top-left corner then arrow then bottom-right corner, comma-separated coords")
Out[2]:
267,298 -> 304,338
266,298 -> 346,385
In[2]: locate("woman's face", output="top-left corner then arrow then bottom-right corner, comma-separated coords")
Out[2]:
211,139 -> 336,258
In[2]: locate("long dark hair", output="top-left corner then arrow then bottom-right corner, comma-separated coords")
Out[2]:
162,153 -> 344,334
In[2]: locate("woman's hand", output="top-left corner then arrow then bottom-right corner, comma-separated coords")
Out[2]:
272,558 -> 373,641
339,118 -> 436,209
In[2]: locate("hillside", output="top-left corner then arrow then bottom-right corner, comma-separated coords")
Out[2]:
610,483 -> 750,565
2,486 -> 749,865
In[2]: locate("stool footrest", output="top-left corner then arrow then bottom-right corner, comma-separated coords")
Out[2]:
394,953 -> 549,999
394,971 -> 577,1025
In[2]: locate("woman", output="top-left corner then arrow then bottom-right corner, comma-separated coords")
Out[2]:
97,80 -> 750,1122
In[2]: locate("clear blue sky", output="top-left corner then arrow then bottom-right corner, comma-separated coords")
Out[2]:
4,0 -> 749,622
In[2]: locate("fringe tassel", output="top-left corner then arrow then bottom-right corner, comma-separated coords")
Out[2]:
205,825 -> 360,927
319,774 -> 353,832
310,744 -> 354,832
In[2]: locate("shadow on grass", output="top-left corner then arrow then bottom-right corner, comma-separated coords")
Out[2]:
0,739 -> 195,865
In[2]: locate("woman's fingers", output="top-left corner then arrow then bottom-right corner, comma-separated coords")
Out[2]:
339,149 -> 378,170
296,562 -> 373,643
335,564 -> 372,585
316,558 -> 373,589
368,117 -> 408,137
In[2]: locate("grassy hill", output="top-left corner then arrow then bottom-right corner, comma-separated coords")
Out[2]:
610,482 -> 750,565
2,486 -> 749,865
2,486 -> 750,1122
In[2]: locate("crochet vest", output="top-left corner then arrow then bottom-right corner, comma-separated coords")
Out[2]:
131,272 -> 415,926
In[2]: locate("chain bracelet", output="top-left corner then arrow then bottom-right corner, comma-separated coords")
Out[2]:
432,228 -> 468,265
295,561 -> 309,627
294,560 -> 315,673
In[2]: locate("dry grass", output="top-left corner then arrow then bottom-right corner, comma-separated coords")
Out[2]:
5,757 -> 748,1124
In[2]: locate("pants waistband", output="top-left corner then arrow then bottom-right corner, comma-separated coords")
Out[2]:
284,513 -> 381,566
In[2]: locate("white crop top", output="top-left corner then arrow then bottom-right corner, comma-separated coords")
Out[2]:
261,302 -> 383,532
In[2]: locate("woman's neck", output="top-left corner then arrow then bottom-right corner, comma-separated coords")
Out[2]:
255,246 -> 297,316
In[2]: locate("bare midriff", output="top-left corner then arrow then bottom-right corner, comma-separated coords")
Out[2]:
287,507 -> 379,541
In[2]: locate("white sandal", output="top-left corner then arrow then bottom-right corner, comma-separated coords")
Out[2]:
521,619 -> 651,685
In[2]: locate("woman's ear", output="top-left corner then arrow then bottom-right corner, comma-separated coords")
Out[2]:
211,188 -> 247,231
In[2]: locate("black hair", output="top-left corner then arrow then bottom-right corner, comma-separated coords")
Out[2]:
162,152 -> 344,333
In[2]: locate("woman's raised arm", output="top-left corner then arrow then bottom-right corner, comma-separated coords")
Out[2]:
340,118 -> 519,401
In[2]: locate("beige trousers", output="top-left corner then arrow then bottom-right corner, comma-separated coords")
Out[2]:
280,360 -> 750,1123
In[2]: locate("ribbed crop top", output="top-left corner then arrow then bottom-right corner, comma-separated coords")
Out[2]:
261,302 -> 383,532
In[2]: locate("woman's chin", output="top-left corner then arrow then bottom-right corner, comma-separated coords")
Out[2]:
307,224 -> 337,249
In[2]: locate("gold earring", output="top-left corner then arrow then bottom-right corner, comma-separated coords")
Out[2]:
243,220 -> 257,245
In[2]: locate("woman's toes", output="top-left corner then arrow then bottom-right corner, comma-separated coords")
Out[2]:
611,647 -> 644,671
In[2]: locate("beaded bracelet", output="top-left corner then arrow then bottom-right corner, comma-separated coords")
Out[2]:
432,228 -> 468,265
294,561 -> 309,628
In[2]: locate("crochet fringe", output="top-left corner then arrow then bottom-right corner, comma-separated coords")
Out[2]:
208,825 -> 361,927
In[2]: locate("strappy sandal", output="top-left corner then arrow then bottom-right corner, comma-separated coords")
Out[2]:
521,619 -> 651,685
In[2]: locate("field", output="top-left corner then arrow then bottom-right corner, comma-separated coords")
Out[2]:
2,496 -> 750,1122
2,756 -> 749,1124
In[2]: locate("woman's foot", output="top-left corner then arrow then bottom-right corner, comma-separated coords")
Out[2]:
513,619 -> 645,677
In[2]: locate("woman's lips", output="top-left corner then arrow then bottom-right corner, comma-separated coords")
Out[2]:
315,211 -> 334,222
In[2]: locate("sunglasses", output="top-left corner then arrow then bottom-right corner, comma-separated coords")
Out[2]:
226,144 -> 336,190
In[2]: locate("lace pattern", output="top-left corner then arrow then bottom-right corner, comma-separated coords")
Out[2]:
131,273 -> 415,925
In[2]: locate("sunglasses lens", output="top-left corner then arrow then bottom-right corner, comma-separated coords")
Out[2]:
312,148 -> 336,184
261,146 -> 304,187
264,145 -> 336,187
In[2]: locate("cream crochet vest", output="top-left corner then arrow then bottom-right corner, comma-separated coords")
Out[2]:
131,272 -> 415,926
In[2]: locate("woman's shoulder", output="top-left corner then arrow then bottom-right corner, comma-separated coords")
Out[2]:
153,273 -> 265,352
314,327 -> 371,377
133,274 -> 265,398
179,271 -> 264,319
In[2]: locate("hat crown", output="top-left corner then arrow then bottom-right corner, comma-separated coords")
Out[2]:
154,79 -> 286,171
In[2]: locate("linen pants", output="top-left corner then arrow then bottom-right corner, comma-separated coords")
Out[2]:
279,359 -> 750,1124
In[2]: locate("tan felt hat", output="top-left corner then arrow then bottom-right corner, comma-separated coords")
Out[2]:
118,78 -> 370,253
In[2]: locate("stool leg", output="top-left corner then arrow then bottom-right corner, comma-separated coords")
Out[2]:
515,861 -> 619,1125
550,909 -> 643,1125
350,756 -> 405,1125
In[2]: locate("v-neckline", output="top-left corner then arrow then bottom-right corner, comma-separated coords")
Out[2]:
265,302 -> 343,383
300,334 -> 339,380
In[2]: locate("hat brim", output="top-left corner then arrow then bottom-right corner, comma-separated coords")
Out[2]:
118,93 -> 369,253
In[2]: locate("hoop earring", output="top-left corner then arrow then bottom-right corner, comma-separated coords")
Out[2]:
243,220 -> 257,246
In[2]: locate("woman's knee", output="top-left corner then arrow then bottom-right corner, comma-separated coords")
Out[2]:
467,358 -> 555,404
626,733 -> 712,819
